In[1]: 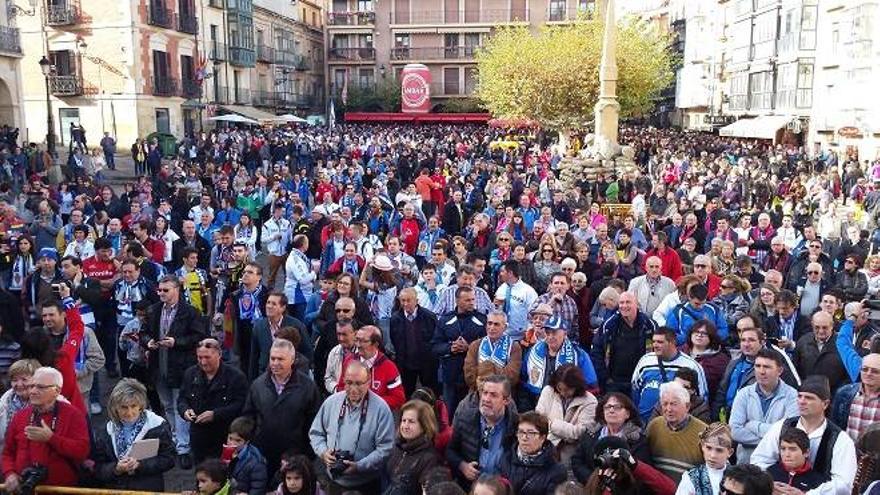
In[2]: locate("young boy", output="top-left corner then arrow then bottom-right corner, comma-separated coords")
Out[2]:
225,416 -> 268,495
194,459 -> 231,495
768,427 -> 830,492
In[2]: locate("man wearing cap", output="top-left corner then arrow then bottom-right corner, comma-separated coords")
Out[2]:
834,254 -> 868,303
751,375 -> 857,494
521,315 -> 597,411
531,272 -> 581,344
23,247 -> 64,326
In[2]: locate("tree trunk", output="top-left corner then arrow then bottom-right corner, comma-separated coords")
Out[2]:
557,129 -> 571,154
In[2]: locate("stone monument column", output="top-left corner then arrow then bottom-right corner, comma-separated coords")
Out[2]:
593,0 -> 620,158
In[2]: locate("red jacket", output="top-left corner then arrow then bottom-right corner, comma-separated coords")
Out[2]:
645,246 -> 683,282
57,301 -> 86,414
326,256 -> 366,277
395,217 -> 421,256
142,237 -> 165,264
705,273 -> 722,299
337,352 -> 406,411
1,401 -> 90,486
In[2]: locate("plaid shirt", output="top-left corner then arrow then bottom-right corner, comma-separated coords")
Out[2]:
432,284 -> 494,316
847,386 -> 880,440
531,293 -> 580,344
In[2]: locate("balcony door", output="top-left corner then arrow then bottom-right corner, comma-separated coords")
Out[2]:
50,50 -> 75,76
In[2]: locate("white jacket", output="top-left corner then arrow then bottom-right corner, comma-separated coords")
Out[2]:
284,248 -> 316,302
535,386 -> 597,447
261,217 -> 291,256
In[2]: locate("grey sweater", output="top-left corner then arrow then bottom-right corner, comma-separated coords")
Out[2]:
309,390 -> 395,487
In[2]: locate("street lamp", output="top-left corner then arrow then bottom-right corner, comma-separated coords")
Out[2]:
38,55 -> 55,156
8,0 -> 38,18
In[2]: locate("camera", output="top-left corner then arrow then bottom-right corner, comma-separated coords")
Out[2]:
594,452 -> 622,470
329,450 -> 354,477
19,465 -> 48,495
51,284 -> 64,295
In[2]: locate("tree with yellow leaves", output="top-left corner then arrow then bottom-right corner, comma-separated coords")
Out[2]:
476,17 -> 674,138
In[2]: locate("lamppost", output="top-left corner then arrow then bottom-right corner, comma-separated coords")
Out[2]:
38,55 -> 55,157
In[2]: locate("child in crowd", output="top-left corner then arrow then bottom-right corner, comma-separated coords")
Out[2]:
768,427 -> 829,492
193,459 -> 231,495
225,416 -> 268,495
274,454 -> 321,495
676,422 -> 734,495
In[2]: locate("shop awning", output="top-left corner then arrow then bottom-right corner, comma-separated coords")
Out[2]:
719,115 -> 793,140
218,104 -> 278,122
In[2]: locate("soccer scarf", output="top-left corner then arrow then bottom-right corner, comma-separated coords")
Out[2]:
478,335 -> 512,369
526,339 -> 577,391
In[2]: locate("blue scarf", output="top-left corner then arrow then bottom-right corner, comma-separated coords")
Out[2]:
238,285 -> 263,321
478,335 -> 512,368
687,464 -> 714,495
115,412 -> 147,458
526,339 -> 577,392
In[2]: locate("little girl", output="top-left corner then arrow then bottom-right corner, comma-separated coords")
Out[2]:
193,459 -> 231,495
675,422 -> 734,495
274,454 -> 321,495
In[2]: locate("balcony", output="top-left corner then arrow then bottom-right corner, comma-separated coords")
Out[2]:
274,50 -> 298,66
232,88 -> 250,104
390,9 -> 529,24
0,26 -> 22,56
49,75 -> 83,96
152,76 -> 179,97
177,13 -> 198,34
256,45 -> 274,63
328,47 -> 375,61
327,11 -> 375,26
252,90 -> 275,107
294,55 -> 310,71
209,42 -> 226,61
228,46 -> 255,67
208,0 -> 223,7
391,46 -> 479,61
547,7 -> 594,21
45,4 -> 79,25
181,79 -> 202,98
149,6 -> 174,29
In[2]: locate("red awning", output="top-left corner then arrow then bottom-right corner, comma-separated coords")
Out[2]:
344,112 -> 491,123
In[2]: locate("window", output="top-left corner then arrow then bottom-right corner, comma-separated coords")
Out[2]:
549,0 -> 566,20
831,23 -> 839,58
775,62 -> 796,109
464,33 -> 481,56
180,55 -> 194,81
748,71 -> 773,110
797,62 -> 813,108
729,73 -> 748,111
735,0 -> 752,17
394,34 -> 410,59
155,108 -> 170,134
58,108 -> 80,146
153,50 -> 170,80
49,50 -> 75,76
358,68 -> 374,88
751,11 -> 777,60
444,67 -> 460,95
800,6 -> 817,50
464,67 -> 477,94
444,33 -> 459,58
357,0 -> 372,11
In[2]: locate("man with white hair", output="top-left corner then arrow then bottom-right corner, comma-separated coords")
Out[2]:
691,254 -> 722,298
2,367 -> 90,491
645,380 -> 707,484
747,212 -> 775,266
628,256 -> 676,316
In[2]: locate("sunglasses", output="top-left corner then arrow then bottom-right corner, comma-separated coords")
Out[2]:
807,270 -> 821,275
335,308 -> 354,313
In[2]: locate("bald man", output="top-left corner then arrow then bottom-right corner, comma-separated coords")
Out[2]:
832,352 -> 880,440
591,291 -> 658,395
793,311 -> 849,391
628,256 -> 676,316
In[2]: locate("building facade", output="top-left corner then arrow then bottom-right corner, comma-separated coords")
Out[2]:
0,0 -> 24,131
324,0 -> 597,107
809,0 -> 879,160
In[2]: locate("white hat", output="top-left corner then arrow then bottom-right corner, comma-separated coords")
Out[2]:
371,254 -> 393,272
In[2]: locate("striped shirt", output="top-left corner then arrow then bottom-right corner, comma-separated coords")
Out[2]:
114,279 -> 151,326
847,386 -> 880,440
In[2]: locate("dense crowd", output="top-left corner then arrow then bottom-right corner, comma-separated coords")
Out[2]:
0,122 -> 875,495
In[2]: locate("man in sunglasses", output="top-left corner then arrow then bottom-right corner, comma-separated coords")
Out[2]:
787,238 -> 833,292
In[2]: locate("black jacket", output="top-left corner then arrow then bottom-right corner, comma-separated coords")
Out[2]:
141,301 -> 207,388
498,442 -> 567,495
793,332 -> 850,392
389,307 -> 437,370
384,436 -> 442,495
571,422 -> 651,484
442,201 -> 467,236
768,461 -> 830,493
446,393 -> 517,483
242,370 -> 321,473
171,235 -> 212,271
178,362 -> 249,460
91,414 -> 176,492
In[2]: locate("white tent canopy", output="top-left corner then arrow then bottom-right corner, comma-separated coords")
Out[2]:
267,113 -> 308,124
209,114 -> 259,124
719,115 -> 793,141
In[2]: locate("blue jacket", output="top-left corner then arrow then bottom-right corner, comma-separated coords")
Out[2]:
831,382 -> 860,431
666,302 -> 729,346
430,311 -> 487,385
836,319 -> 863,383
230,443 -> 268,495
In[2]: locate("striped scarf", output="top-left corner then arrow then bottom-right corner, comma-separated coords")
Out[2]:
526,339 -> 577,392
478,335 -> 512,368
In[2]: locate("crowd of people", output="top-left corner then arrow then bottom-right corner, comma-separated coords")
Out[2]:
0,121 -> 876,495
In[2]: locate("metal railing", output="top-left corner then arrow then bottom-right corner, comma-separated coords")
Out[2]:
208,0 -> 223,7
256,44 -> 274,62
49,75 -> 83,96
45,4 -> 79,25
151,76 -> 179,96
252,90 -> 275,107
390,45 -> 479,60
232,88 -> 250,104
209,42 -> 227,61
177,13 -> 198,34
274,50 -> 298,66
149,5 -> 174,29
294,55 -> 310,70
390,9 -> 529,24
547,6 -> 594,21
0,485 -> 179,495
327,11 -> 375,25
228,46 -> 255,67
0,26 -> 21,55
181,78 -> 202,98
328,47 -> 375,61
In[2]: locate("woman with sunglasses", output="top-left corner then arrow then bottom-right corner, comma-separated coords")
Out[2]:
712,274 -> 752,333
533,243 -> 561,294
498,412 -> 566,495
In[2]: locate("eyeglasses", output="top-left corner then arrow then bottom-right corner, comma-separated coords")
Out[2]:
862,366 -> 880,376
807,271 -> 821,275
542,249 -> 553,254
809,244 -> 822,249
157,288 -> 172,293
336,308 -> 354,313
692,330 -> 709,337
721,284 -> 734,290
603,403 -> 624,412
516,430 -> 542,438
694,264 -> 708,268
